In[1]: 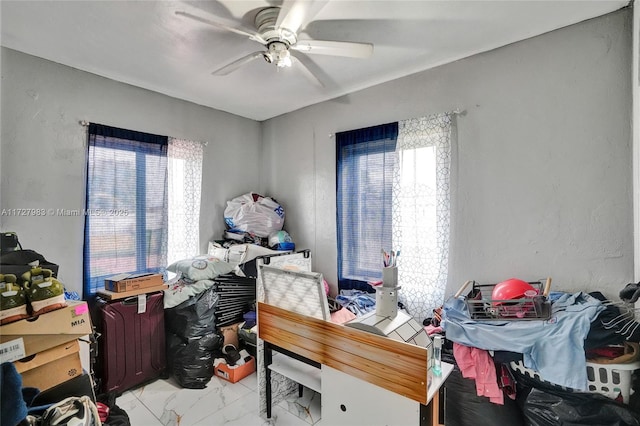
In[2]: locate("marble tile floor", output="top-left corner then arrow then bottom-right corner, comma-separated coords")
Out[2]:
115,373 -> 322,426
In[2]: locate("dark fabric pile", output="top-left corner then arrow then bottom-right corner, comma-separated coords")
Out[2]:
165,288 -> 223,389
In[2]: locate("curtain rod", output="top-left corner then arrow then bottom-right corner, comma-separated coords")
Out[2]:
81,108 -> 468,129
78,120 -> 208,146
329,108 -> 467,138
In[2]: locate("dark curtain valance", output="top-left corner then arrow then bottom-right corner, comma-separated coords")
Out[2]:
88,123 -> 168,146
336,122 -> 398,146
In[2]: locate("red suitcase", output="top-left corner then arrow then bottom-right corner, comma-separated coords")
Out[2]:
93,291 -> 166,394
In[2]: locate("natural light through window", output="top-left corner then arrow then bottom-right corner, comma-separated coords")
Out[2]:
397,145 -> 438,282
392,114 -> 452,321
167,138 -> 203,266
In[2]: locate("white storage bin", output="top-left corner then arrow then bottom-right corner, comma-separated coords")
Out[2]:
510,360 -> 640,404
586,361 -> 640,404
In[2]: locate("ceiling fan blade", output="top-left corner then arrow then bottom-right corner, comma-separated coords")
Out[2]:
275,0 -> 329,34
290,52 -> 324,88
292,40 -> 373,58
212,51 -> 265,76
176,11 -> 266,44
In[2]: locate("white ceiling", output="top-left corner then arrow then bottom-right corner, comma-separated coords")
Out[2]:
1,0 -> 629,121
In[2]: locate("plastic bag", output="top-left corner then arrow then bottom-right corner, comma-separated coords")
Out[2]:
444,367 -> 525,426
268,230 -> 295,251
164,287 -> 220,339
164,287 -> 224,388
166,333 -> 222,389
516,373 -> 640,426
224,193 -> 285,238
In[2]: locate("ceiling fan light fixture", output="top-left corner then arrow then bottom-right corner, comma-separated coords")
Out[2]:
268,42 -> 292,68
278,51 -> 292,68
178,0 -> 373,84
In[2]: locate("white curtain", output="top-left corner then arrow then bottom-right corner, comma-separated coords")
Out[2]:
393,113 -> 453,322
168,138 -> 203,264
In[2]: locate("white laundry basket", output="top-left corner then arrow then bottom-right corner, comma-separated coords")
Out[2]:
510,360 -> 640,404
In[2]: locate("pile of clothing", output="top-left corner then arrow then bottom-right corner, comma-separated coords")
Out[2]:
440,284 -> 640,426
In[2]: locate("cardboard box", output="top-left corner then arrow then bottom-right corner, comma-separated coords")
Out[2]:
14,339 -> 82,391
97,284 -> 168,301
214,356 -> 256,383
0,301 -> 92,359
104,273 -> 163,293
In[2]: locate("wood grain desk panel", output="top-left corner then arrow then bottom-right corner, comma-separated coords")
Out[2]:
257,302 -> 430,404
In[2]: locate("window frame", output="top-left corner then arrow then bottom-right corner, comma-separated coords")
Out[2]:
83,124 -> 168,298
335,122 -> 398,291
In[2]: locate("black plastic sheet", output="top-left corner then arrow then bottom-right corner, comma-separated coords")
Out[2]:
166,333 -> 222,389
516,373 -> 640,426
444,366 -> 525,426
164,287 -> 223,388
165,287 -> 219,339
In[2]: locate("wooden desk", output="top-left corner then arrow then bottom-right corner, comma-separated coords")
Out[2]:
258,302 -> 453,425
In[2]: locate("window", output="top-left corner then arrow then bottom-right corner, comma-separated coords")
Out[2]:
84,124 -> 168,297
168,137 -> 203,266
84,125 -> 203,298
336,114 -> 453,321
336,123 -> 398,291
392,115 -> 452,321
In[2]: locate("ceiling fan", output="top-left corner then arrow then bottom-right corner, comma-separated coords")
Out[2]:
175,0 -> 374,87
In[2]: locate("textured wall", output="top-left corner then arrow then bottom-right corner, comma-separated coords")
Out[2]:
261,9 -> 633,301
1,48 -> 262,294
1,9 -> 633,302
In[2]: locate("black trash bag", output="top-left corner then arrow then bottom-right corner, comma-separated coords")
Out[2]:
440,339 -> 525,426
164,287 -> 220,339
444,366 -> 525,426
165,333 -> 182,376
629,373 -> 640,416
516,373 -> 640,426
167,333 -> 223,389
